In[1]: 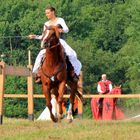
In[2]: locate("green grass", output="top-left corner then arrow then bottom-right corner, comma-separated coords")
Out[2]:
0,118 -> 140,140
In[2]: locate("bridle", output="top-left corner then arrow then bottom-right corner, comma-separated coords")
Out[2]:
41,25 -> 59,49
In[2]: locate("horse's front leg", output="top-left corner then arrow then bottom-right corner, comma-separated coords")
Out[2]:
57,81 -> 66,120
42,84 -> 58,122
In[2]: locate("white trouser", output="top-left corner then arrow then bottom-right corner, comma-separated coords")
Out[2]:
33,49 -> 46,74
33,39 -> 82,76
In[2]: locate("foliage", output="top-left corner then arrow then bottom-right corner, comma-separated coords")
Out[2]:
4,99 -> 28,118
83,99 -> 92,119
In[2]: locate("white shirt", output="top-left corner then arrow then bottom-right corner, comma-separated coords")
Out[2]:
35,17 -> 69,40
97,80 -> 112,93
44,17 -> 69,33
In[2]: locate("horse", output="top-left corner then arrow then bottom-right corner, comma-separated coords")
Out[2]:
39,25 -> 81,122
91,85 -> 124,120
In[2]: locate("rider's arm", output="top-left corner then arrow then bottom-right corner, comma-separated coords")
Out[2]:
35,35 -> 42,40
109,83 -> 113,92
97,84 -> 104,94
29,25 -> 46,40
35,24 -> 47,40
28,34 -> 42,40
58,18 -> 69,33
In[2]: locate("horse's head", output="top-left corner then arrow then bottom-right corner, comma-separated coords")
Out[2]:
111,85 -> 122,95
41,25 -> 60,48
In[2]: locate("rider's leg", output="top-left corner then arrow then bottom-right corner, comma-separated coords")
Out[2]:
68,55 -> 82,76
33,49 -> 46,74
33,49 -> 46,83
59,39 -> 82,79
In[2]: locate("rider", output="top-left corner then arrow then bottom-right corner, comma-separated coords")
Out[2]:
28,6 -> 82,83
97,74 -> 113,108
97,74 -> 112,94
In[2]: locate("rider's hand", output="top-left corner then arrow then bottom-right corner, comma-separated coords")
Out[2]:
58,28 -> 63,33
28,34 -> 36,39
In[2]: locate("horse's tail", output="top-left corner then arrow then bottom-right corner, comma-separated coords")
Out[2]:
65,82 -> 84,102
75,91 -> 83,102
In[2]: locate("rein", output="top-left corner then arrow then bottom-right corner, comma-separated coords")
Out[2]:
46,42 -> 60,49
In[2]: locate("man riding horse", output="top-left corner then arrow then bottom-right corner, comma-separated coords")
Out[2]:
91,74 -> 124,120
97,74 -> 112,95
97,74 -> 112,108
28,6 -> 82,122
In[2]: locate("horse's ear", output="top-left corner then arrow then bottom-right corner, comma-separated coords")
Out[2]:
119,85 -> 121,88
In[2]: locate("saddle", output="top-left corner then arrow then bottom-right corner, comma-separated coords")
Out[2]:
35,56 -> 78,84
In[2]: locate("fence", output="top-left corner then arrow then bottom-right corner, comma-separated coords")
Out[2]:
1,51 -> 140,125
0,50 -> 34,124
0,50 -> 83,125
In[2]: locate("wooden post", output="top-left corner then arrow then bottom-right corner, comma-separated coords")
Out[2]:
77,71 -> 83,118
0,62 -> 5,124
27,50 -> 34,121
28,49 -> 31,65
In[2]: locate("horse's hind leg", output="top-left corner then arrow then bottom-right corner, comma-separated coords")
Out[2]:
42,85 -> 58,122
67,82 -> 77,122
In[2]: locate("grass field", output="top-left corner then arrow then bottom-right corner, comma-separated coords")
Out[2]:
0,118 -> 140,140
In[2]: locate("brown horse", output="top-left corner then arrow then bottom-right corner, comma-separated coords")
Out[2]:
39,25 -> 80,122
39,25 -> 66,122
91,85 -> 124,120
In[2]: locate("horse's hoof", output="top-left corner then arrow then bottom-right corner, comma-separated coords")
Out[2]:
52,117 -> 58,123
